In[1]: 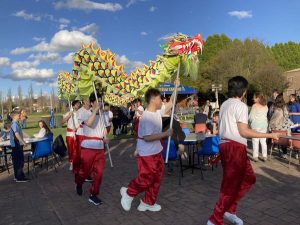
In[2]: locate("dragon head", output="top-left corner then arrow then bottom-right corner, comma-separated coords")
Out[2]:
162,33 -> 203,58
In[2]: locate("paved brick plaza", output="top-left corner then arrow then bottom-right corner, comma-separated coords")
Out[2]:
0,138 -> 299,225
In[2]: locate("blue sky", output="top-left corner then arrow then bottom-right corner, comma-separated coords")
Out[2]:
0,0 -> 300,98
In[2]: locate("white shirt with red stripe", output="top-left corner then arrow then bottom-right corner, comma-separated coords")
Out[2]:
63,111 -> 80,137
81,113 -> 107,150
76,107 -> 92,136
135,105 -> 144,118
136,110 -> 163,156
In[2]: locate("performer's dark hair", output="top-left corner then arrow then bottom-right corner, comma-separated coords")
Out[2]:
71,100 -> 80,107
145,88 -> 161,104
228,76 -> 248,98
89,92 -> 102,103
104,103 -> 109,107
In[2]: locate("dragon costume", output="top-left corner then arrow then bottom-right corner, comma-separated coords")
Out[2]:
59,33 -> 203,105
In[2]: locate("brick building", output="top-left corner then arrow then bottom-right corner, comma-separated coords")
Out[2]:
284,68 -> 300,101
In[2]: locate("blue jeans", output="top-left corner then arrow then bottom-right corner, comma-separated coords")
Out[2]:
11,145 -> 25,180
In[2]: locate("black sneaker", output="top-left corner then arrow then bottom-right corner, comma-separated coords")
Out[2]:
16,178 -> 30,183
76,185 -> 83,196
88,195 -> 103,206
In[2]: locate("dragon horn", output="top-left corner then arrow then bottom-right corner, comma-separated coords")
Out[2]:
88,42 -> 94,49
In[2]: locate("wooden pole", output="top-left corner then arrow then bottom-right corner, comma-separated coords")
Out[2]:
92,82 -> 113,167
165,61 -> 180,163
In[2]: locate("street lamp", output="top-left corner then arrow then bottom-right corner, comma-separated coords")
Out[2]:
212,84 -> 222,109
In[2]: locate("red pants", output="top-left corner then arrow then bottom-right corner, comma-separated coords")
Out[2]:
106,126 -> 111,134
127,153 -> 164,205
133,118 -> 140,138
209,141 -> 256,225
75,148 -> 105,196
73,135 -> 84,174
66,136 -> 76,163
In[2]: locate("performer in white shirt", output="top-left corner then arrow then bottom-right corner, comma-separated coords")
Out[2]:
62,100 -> 81,171
73,99 -> 91,174
120,88 -> 172,212
103,103 -> 113,134
207,76 -> 279,225
75,92 -> 107,206
133,99 -> 144,137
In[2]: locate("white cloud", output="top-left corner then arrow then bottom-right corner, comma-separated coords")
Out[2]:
63,52 -> 74,64
149,6 -> 156,12
59,24 -> 68,30
50,30 -> 98,51
9,60 -> 54,81
140,31 -> 148,36
79,23 -> 98,35
28,52 -> 60,62
11,60 -> 40,70
54,0 -> 122,12
58,18 -> 70,29
158,33 -> 177,41
12,68 -> 54,80
11,30 -> 98,55
36,80 -> 58,88
0,57 -> 10,67
116,55 -> 143,70
33,36 -> 46,42
13,10 -> 41,21
58,18 -> 70,24
126,0 -> 146,7
228,10 -> 252,19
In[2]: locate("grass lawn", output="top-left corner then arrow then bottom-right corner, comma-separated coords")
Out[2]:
21,112 -> 134,141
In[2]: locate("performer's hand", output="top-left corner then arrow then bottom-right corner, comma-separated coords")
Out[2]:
270,133 -> 280,140
93,102 -> 100,112
174,78 -> 180,87
164,128 -> 173,137
134,150 -> 138,157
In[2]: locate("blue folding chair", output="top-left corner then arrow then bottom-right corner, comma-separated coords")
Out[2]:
162,139 -> 184,185
27,133 -> 55,176
197,135 -> 220,171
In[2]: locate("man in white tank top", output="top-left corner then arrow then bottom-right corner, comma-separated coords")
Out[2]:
75,93 -> 107,206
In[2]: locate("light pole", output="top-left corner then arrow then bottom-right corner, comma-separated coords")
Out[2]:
212,84 -> 222,109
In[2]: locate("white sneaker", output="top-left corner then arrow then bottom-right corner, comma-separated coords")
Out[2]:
69,163 -> 73,171
120,187 -> 133,211
137,199 -> 161,212
224,212 -> 243,225
206,220 -> 215,225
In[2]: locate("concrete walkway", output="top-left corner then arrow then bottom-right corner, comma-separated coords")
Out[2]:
0,138 -> 299,225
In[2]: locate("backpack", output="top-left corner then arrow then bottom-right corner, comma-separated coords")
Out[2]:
52,135 -> 67,158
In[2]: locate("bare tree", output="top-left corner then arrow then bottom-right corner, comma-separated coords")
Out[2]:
17,85 -> 23,107
0,91 -> 3,118
28,84 -> 34,113
6,88 -> 13,111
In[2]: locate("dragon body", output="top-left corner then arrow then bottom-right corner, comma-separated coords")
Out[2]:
58,33 -> 203,105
